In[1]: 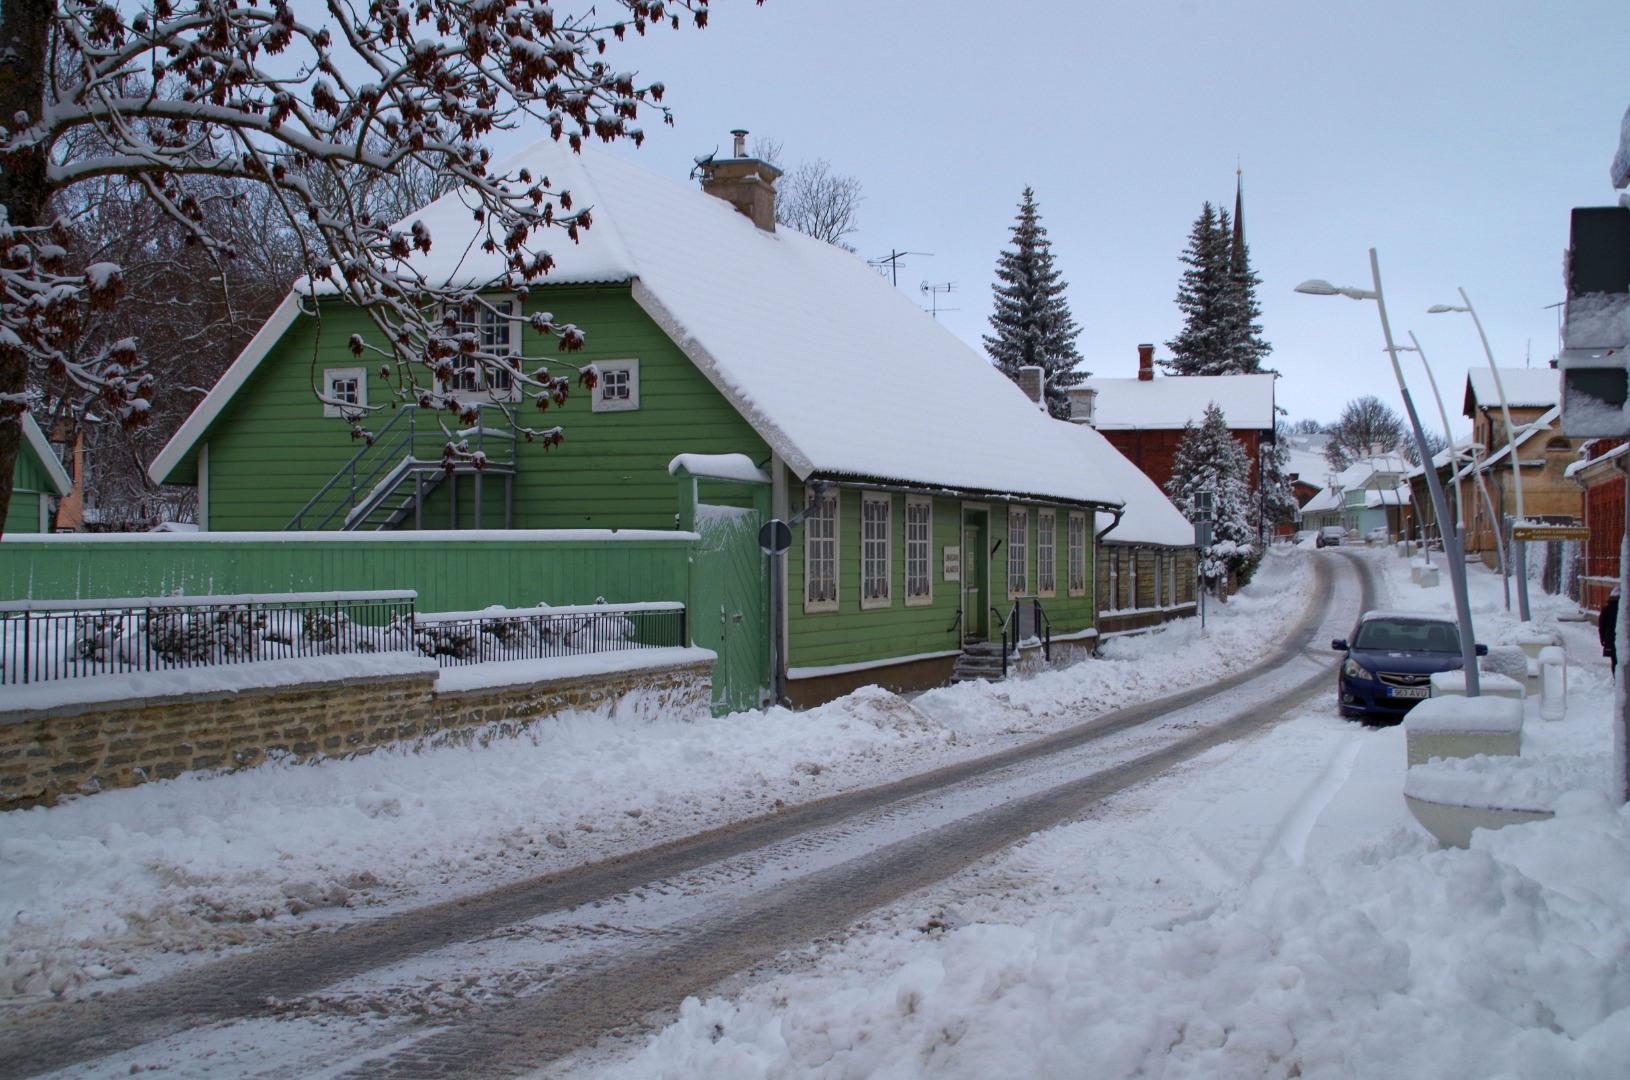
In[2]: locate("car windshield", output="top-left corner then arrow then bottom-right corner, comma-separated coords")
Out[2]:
1353,619 -> 1460,653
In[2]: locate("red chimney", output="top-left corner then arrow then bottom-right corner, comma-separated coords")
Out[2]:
1137,343 -> 1154,381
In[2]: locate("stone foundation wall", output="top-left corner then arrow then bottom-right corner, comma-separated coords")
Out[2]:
0,659 -> 711,809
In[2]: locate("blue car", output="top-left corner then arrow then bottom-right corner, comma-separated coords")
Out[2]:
1331,611 -> 1488,724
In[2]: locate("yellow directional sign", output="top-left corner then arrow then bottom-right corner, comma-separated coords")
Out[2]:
1510,525 -> 1591,542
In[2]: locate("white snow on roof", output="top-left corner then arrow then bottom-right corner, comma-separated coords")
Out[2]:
1464,367 -> 1559,412
1071,374 -> 1276,431
1284,446 -> 1331,483
1449,405 -> 1562,480
667,453 -> 770,484
1071,427 -> 1193,547
157,140 -> 1134,509
1300,487 -> 1341,514
1365,488 -> 1410,508
1564,440 -> 1627,478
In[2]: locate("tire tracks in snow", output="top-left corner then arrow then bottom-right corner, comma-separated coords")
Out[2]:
5,551 -> 1377,1079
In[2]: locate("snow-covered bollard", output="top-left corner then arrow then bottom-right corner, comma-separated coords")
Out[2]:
1538,645 -> 1567,722
1404,694 -> 1523,767
1409,557 -> 1438,587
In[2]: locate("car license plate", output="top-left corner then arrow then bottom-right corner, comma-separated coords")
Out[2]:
1390,686 -> 1429,699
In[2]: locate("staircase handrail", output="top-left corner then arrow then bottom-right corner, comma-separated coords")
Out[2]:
288,407 -> 517,531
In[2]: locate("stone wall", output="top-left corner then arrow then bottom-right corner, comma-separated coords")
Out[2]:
0,658 -> 712,809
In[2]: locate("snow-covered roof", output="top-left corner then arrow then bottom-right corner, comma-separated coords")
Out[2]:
1300,487 -> 1341,514
1283,446 -> 1329,484
1564,439 -> 1628,479
1070,374 -> 1276,432
1073,427 -> 1193,547
152,140 -> 1135,510
19,413 -> 72,496
1365,488 -> 1410,508
1462,368 -> 1559,415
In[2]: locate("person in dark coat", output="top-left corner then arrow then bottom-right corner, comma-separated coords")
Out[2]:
1601,588 -> 1620,676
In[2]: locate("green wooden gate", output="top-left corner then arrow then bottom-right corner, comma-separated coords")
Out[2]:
690,504 -> 770,714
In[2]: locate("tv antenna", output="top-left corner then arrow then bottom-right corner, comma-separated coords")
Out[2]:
920,281 -> 957,319
869,249 -> 930,287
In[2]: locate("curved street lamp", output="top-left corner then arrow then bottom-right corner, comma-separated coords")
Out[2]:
1429,289 -> 1532,621
1296,250 -> 1481,695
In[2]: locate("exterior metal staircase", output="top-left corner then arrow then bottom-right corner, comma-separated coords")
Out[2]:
287,407 -> 517,531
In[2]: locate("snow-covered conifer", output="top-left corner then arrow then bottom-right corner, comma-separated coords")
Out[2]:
1165,402 -> 1261,588
983,189 -> 1087,419
1164,199 -> 1272,376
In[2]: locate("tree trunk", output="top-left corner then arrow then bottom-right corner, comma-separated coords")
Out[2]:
0,0 -> 55,537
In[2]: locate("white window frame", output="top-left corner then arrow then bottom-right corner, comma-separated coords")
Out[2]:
1007,507 -> 1029,597
444,299 -> 521,401
1036,510 -> 1057,597
322,366 -> 367,417
803,488 -> 840,613
1127,547 -> 1139,609
591,358 -> 641,413
1153,551 -> 1165,608
861,492 -> 892,609
905,496 -> 933,606
1107,548 -> 1119,611
1067,512 -> 1087,597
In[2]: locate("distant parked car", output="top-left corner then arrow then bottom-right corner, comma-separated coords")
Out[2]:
1364,526 -> 1391,545
1292,529 -> 1317,546
1316,526 -> 1346,548
1331,610 -> 1487,724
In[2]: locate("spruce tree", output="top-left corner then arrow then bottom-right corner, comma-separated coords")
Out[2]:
984,188 -> 1088,419
1163,202 -> 1232,375
1165,402 -> 1262,589
1164,197 -> 1273,376
1261,421 -> 1301,532
1221,199 -> 1272,374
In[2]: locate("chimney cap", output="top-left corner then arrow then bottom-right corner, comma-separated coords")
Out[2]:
731,129 -> 749,157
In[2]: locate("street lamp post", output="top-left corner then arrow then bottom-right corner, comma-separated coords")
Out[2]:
1429,289 -> 1532,621
1297,250 -> 1481,695
1399,332 -> 1512,608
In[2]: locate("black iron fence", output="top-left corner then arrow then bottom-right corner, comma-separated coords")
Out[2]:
412,602 -> 687,665
2,594 -> 689,687
1000,596 -> 1052,678
0,591 -> 417,686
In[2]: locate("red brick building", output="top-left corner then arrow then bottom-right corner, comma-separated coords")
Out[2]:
1067,345 -> 1277,528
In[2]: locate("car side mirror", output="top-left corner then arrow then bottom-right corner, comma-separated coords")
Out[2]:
1331,638 -> 1349,651
1475,643 -> 1488,656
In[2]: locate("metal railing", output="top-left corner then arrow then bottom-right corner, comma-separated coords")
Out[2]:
287,407 -> 517,531
412,602 -> 687,665
0,591 -> 416,686
1000,596 -> 1052,678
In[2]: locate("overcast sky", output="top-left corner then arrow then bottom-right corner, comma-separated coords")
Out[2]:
492,1 -> 1629,436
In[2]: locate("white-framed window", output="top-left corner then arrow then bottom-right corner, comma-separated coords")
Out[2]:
1153,551 -> 1165,608
1107,548 -> 1120,611
445,299 -> 519,399
1067,512 -> 1087,596
322,366 -> 367,417
803,488 -> 839,612
861,493 -> 891,608
1127,548 -> 1139,609
905,496 -> 932,605
591,359 -> 641,413
1036,510 -> 1057,596
1007,507 -> 1029,597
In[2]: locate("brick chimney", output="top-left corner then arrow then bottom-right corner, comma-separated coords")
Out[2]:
699,129 -> 782,231
1069,386 -> 1097,426
1137,343 -> 1155,381
1017,365 -> 1046,410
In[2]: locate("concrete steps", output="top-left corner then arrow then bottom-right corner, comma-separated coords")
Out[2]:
950,641 -> 1011,683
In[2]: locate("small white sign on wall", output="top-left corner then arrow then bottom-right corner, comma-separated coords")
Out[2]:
943,545 -> 961,582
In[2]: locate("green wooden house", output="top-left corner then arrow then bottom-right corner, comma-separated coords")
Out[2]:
4,415 -> 72,535
150,137 -> 1184,708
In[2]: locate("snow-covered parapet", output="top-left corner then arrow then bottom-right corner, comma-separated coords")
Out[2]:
666,453 -> 771,484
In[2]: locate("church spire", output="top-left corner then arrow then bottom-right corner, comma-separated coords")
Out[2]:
1231,166 -> 1245,269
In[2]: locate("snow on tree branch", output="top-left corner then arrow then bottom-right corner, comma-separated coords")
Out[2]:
0,0 -> 752,530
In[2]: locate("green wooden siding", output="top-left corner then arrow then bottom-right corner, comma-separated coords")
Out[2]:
785,484 -> 1098,671
191,284 -> 768,532
6,437 -> 57,534
0,535 -> 690,613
